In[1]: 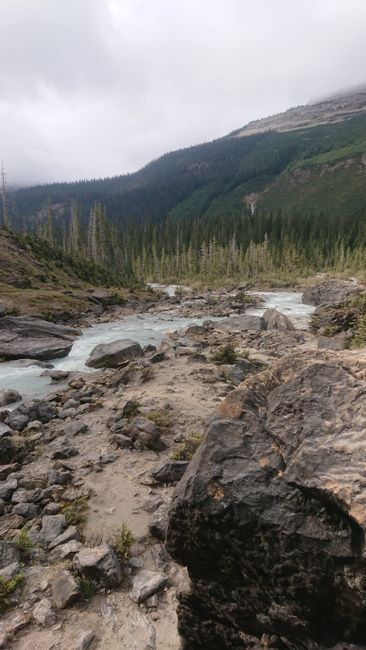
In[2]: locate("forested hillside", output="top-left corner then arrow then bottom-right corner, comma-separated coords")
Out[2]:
3,91 -> 366,285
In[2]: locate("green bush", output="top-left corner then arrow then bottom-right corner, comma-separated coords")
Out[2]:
63,496 -> 89,528
147,411 -> 172,428
15,528 -> 34,559
0,574 -> 24,612
110,524 -> 134,563
212,344 -> 236,365
173,433 -> 205,461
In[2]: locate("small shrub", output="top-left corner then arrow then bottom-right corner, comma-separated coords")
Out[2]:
15,528 -> 34,560
147,411 -> 172,428
78,575 -> 97,601
172,433 -> 205,461
212,344 -> 236,365
110,524 -> 134,563
0,573 -> 24,612
122,400 -> 141,418
62,496 -> 89,528
140,366 -> 155,383
236,292 -> 251,304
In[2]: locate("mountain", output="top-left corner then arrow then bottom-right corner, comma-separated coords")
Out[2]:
8,87 -> 366,232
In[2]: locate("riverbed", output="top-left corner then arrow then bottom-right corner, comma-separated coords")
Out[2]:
0,290 -> 314,400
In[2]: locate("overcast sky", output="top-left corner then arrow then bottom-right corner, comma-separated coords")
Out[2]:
0,0 -> 365,186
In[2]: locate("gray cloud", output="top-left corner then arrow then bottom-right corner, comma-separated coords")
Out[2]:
0,0 -> 365,185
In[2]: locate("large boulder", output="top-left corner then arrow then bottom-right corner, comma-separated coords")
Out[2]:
167,350 -> 366,649
0,316 -> 79,361
263,308 -> 295,332
0,389 -> 21,407
214,315 -> 265,332
302,279 -> 360,306
85,338 -> 143,368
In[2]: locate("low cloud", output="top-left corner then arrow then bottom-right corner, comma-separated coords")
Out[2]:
0,0 -> 365,185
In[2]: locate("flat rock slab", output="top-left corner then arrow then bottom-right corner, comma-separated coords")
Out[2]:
0,316 -> 79,361
85,338 -> 143,368
129,570 -> 168,603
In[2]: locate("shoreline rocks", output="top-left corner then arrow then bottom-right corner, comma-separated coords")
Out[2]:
85,338 -> 143,368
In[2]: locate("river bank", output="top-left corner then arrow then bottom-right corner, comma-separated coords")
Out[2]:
0,280 -> 363,649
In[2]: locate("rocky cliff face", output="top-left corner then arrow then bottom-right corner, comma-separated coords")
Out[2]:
167,350 -> 366,649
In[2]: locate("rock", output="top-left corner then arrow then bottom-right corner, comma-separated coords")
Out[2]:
47,469 -> 72,485
75,630 -> 96,650
167,351 -> 366,649
5,411 -> 28,432
0,464 -> 20,480
11,487 -> 40,504
318,334 -> 347,350
0,541 -> 20,568
48,539 -> 83,562
50,445 -> 79,459
52,568 -> 80,609
39,514 -> 67,545
214,314 -> 265,332
0,303 -> 6,317
109,433 -> 134,449
263,308 -> 295,332
0,316 -> 79,360
17,399 -> 57,424
128,417 -> 162,450
13,502 -> 39,519
0,561 -> 21,579
0,422 -> 12,436
73,544 -> 122,587
142,495 -> 164,513
85,338 -> 143,369
0,389 -> 21,407
48,525 -> 80,549
148,504 -> 169,541
151,460 -> 189,483
129,570 -> 167,603
33,597 -> 57,626
150,351 -> 166,364
0,498 -> 4,516
0,513 -> 24,536
0,478 -> 17,501
302,279 -> 359,306
63,420 -> 88,437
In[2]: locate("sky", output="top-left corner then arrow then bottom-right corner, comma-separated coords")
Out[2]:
0,0 -> 365,186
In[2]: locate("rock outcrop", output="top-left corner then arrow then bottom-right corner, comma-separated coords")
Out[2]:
0,316 -> 79,360
302,279 -> 360,306
263,308 -> 295,332
85,338 -> 143,368
167,350 -> 366,649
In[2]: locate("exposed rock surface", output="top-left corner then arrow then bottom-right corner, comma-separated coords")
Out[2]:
0,316 -> 79,360
263,308 -> 295,332
73,544 -> 122,587
0,389 -> 21,407
85,338 -> 143,368
302,279 -> 360,306
167,350 -> 366,649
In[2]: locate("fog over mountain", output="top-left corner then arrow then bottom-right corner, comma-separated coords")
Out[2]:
1,0 -> 366,186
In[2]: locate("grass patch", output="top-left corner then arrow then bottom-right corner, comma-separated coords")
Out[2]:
172,433 -> 205,461
146,411 -> 172,428
110,524 -> 134,563
15,528 -> 34,560
211,344 -> 236,365
78,575 -> 98,601
62,496 -> 89,528
0,573 -> 24,613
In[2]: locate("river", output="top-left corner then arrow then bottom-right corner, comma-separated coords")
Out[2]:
0,289 -> 314,401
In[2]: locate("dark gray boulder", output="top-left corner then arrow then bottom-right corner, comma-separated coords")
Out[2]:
85,338 -> 143,368
167,350 -> 366,649
0,316 -> 79,361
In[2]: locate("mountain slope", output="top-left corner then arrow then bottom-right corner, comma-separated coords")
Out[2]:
9,88 -> 366,229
